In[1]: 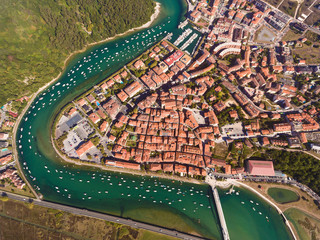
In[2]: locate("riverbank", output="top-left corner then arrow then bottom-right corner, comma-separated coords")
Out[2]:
11,1 -> 162,200
62,2 -> 161,69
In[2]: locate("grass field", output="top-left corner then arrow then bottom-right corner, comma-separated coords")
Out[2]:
0,197 -> 177,240
212,142 -> 228,159
304,0 -> 320,26
267,187 -> 299,204
292,43 -> 320,64
296,0 -> 316,20
282,29 -> 302,42
0,183 -> 34,198
263,0 -> 283,7
279,0 -> 298,17
285,208 -> 320,240
282,30 -> 320,64
139,231 -> 179,240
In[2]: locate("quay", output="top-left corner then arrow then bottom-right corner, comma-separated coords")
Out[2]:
206,176 -> 230,240
178,20 -> 189,29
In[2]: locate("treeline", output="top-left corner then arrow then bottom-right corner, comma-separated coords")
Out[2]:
0,0 -> 155,106
264,150 -> 320,195
38,0 -> 155,51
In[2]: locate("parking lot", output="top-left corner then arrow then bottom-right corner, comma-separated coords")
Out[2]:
221,122 -> 245,138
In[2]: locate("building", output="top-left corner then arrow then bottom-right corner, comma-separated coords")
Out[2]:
311,144 -> 320,153
76,141 -> 95,157
246,160 -> 275,176
0,133 -> 9,141
287,136 -> 301,148
124,81 -> 143,98
273,123 -> 291,132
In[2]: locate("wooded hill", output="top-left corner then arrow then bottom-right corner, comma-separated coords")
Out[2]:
0,0 -> 155,106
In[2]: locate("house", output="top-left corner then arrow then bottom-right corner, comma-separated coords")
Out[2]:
229,110 -> 238,118
0,133 -> 9,141
162,163 -> 174,172
96,109 -> 106,119
224,164 -> 232,174
134,60 -> 145,69
88,112 -> 101,124
100,121 -> 108,132
103,98 -> 121,119
287,136 -> 300,148
117,90 -> 129,102
190,10 -> 201,22
261,137 -> 270,146
214,101 -> 227,112
150,163 -> 162,171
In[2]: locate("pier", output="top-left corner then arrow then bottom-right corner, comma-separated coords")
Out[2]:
180,33 -> 198,50
173,28 -> 192,46
206,176 -> 230,240
178,20 -> 189,29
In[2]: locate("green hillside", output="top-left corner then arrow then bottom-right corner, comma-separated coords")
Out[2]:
0,0 -> 155,106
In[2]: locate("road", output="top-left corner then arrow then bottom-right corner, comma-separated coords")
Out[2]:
1,190 -> 205,240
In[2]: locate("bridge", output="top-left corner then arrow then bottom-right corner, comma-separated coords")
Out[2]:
206,176 -> 230,240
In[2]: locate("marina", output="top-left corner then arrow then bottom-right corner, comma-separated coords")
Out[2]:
173,28 -> 192,46
180,32 -> 198,50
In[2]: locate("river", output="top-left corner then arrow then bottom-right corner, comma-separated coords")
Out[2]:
15,0 -> 294,239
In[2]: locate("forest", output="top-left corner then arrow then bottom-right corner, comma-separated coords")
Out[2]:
0,0 -> 155,106
264,149 -> 320,195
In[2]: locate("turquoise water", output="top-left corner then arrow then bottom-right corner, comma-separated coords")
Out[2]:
15,0 -> 294,239
219,187 -> 294,240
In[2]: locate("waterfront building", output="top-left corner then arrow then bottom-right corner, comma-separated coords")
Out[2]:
246,160 -> 275,176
